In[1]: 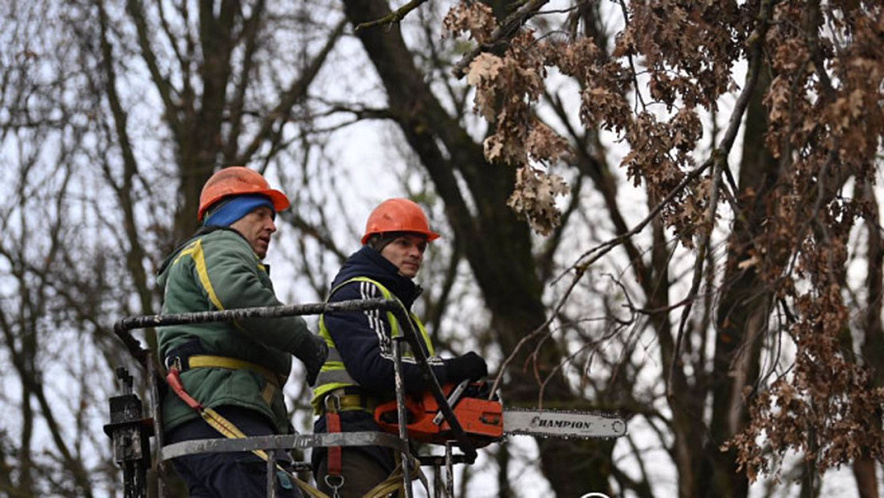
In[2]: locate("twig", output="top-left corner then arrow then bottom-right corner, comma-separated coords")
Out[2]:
615,0 -> 648,111
488,261 -> 586,399
354,0 -> 430,32
452,0 -> 550,78
562,159 -> 715,285
489,158 -> 712,399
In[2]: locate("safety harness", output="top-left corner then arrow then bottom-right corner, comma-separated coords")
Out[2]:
319,389 -> 422,497
312,277 -> 433,497
167,353 -> 284,387
165,360 -> 329,498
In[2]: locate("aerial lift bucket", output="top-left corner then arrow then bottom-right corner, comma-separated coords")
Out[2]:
107,298 -> 480,498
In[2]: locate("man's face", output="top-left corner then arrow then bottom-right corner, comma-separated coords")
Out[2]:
229,206 -> 277,259
380,233 -> 428,278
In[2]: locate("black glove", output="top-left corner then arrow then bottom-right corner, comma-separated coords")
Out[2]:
446,351 -> 488,383
298,334 -> 329,387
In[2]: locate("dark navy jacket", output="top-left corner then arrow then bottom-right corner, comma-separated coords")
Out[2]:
312,246 -> 453,470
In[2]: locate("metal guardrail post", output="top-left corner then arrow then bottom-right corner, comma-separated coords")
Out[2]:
391,334 -> 414,498
266,450 -> 277,498
103,368 -> 151,498
445,443 -> 454,498
144,355 -> 174,498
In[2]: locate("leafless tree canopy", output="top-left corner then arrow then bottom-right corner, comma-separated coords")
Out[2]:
1,0 -> 882,497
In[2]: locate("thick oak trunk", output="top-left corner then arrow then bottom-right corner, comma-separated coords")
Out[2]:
708,71 -> 776,498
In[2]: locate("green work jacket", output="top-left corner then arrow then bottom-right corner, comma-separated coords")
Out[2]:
157,228 -> 310,434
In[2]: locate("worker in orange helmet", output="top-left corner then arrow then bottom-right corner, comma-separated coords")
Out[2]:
310,198 -> 488,497
157,166 -> 327,497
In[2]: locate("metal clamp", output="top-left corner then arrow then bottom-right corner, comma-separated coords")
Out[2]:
164,353 -> 184,372
324,474 -> 344,498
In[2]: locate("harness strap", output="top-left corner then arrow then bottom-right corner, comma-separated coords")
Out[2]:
320,388 -> 379,413
167,353 -> 284,388
324,399 -> 344,477
334,394 -> 374,413
166,367 -> 330,498
166,367 -> 203,411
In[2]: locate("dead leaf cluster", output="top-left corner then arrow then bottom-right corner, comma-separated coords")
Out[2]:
448,0 -> 884,482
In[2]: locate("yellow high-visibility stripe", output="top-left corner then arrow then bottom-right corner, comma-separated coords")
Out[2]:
413,311 -> 435,356
175,239 -> 224,311
191,241 -> 224,311
321,361 -> 345,371
186,355 -> 282,388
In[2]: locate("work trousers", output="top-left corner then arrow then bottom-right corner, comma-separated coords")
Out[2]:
315,448 -> 398,498
166,406 -> 302,498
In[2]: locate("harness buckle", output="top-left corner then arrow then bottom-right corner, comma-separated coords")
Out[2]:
165,356 -> 183,372
324,392 -> 342,413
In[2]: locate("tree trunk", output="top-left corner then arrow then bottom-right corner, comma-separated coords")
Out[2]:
708,70 -> 777,498
855,177 -> 883,498
853,454 -> 879,498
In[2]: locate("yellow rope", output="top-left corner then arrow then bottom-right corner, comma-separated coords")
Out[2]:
200,407 -> 330,498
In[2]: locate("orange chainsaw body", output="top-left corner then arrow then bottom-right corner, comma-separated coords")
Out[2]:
374,383 -> 504,446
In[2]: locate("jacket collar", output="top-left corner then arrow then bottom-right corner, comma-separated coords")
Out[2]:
157,226 -> 256,277
332,246 -> 422,308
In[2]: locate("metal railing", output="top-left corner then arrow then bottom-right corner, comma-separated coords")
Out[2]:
106,298 -> 478,498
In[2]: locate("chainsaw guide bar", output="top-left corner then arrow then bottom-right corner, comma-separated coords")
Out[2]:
502,407 -> 627,439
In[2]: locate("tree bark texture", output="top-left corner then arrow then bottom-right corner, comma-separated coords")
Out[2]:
625,60 -> 781,498
708,70 -> 776,498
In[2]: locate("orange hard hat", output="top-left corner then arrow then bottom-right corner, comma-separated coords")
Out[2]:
361,198 -> 440,245
198,166 -> 290,221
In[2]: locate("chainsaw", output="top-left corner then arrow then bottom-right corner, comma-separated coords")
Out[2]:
374,380 -> 627,446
